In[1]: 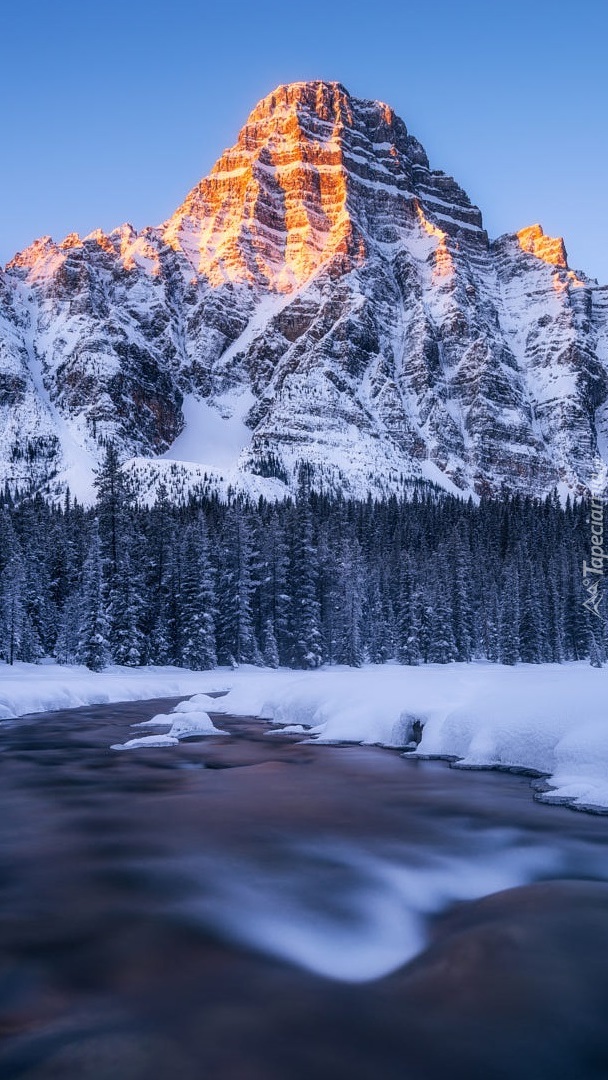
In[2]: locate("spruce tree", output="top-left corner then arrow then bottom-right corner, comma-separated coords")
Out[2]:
216,505 -> 260,664
289,497 -> 322,668
179,520 -> 217,670
396,560 -> 421,665
262,618 -> 280,668
108,549 -> 146,666
498,566 -> 520,665
76,525 -> 110,672
427,577 -> 458,663
0,540 -> 27,665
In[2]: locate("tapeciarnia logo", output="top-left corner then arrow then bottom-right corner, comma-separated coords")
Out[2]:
582,494 -> 606,618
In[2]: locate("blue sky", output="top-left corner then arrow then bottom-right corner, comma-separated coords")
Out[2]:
2,0 -> 607,280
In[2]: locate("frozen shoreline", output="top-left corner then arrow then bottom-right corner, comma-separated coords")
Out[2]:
0,661 -> 234,722
2,660 -> 607,812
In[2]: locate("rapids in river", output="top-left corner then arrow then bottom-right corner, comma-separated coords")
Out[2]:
1,697 -> 607,1079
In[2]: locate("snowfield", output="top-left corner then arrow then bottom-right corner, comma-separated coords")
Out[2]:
1,660 -> 607,811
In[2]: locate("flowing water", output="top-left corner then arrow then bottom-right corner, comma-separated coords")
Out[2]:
0,698 -> 607,1079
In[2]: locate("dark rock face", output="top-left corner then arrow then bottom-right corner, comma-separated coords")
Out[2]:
1,80 -> 607,501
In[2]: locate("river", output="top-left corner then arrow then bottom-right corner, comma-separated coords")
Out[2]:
0,697 -> 607,1079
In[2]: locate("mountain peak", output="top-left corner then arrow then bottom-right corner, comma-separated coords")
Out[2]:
243,80 -> 398,135
516,224 -> 568,268
247,79 -> 352,118
7,235 -> 56,271
1,81 -> 605,505
5,82 -> 481,296
160,80 -> 483,293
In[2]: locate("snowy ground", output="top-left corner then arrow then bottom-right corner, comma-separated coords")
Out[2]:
0,662 -> 232,721
2,660 -> 607,811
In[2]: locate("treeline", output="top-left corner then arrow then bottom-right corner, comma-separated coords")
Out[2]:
0,448 -> 605,670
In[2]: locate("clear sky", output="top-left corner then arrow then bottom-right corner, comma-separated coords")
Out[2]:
2,0 -> 607,280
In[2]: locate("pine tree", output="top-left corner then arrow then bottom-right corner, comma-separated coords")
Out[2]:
518,570 -> 545,664
144,483 -> 175,663
95,443 -> 131,585
76,525 -> 110,672
55,597 -> 81,664
451,538 -> 473,662
498,566 -> 520,665
396,560 -> 421,665
262,618 -> 280,668
545,576 -> 564,663
179,520 -> 217,670
426,577 -> 458,663
108,549 -> 146,666
480,583 -> 500,663
589,623 -> 605,668
257,514 -> 291,663
216,505 -> 260,664
0,539 -> 27,665
289,497 -> 322,668
334,536 -> 364,666
364,576 -> 393,664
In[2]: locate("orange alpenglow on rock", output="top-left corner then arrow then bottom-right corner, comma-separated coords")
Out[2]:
415,202 -> 454,280
7,81 -> 482,296
516,224 -> 567,268
552,269 -> 586,293
7,236 -> 57,270
86,229 -> 117,256
162,82 -> 368,292
58,232 -> 82,250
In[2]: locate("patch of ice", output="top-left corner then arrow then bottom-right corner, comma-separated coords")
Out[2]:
112,734 -> 179,750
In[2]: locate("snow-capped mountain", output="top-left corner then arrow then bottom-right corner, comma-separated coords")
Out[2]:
2,80 -> 608,502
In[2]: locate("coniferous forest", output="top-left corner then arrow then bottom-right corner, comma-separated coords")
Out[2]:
0,447 -> 604,672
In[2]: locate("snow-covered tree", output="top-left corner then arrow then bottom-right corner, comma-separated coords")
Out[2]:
216,505 -> 260,664
179,520 -> 217,670
288,497 -> 322,668
76,525 -> 109,672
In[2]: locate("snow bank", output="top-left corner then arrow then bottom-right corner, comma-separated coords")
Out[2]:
0,661 -> 237,721
205,663 -> 608,811
2,660 -> 607,812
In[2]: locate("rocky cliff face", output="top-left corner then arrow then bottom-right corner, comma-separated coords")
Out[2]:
2,80 -> 607,502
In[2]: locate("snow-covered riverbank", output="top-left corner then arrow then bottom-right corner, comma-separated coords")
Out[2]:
0,662 -> 232,721
2,660 -> 607,811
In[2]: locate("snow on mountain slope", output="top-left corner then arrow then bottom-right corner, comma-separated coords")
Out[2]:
1,80 -> 607,502
161,391 -> 255,470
